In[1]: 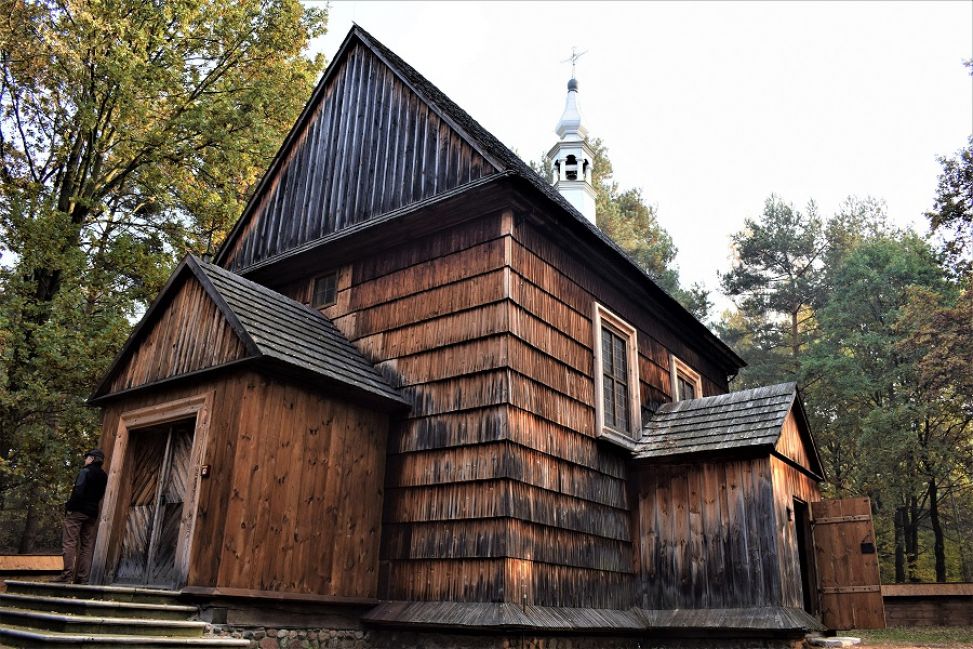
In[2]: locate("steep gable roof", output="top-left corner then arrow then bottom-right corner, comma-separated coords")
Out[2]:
91,256 -> 405,408
633,382 -> 824,478
215,25 -> 744,371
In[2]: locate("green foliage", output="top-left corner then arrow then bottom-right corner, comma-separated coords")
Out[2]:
719,195 -> 826,384
0,0 -> 327,550
927,136 -> 973,278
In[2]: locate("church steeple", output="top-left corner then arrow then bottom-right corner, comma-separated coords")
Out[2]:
547,52 -> 596,225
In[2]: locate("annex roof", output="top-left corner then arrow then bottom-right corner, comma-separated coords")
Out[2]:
90,256 -> 405,408
633,382 -> 824,477
213,24 -> 745,372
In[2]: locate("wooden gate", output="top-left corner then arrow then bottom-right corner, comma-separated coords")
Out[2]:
114,420 -> 194,587
811,497 -> 886,630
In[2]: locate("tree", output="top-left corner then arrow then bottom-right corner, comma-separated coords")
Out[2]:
926,136 -> 973,278
720,195 -> 826,381
802,233 -> 959,582
893,285 -> 973,581
0,0 -> 327,550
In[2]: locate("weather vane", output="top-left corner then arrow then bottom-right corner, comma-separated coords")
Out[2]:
561,46 -> 588,78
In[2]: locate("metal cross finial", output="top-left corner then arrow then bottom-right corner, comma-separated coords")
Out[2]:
561,46 -> 588,78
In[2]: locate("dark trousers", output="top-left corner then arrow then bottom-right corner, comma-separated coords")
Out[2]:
60,510 -> 98,583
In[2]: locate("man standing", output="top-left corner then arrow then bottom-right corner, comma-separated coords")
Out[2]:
55,448 -> 108,584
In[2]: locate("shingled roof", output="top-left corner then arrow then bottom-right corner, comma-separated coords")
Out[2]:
633,382 -> 822,475
91,256 -> 406,408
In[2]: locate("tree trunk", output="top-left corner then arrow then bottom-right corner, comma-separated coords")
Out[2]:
17,499 -> 40,554
894,506 -> 906,583
791,309 -> 801,367
907,498 -> 920,582
929,478 -> 947,582
949,489 -> 973,581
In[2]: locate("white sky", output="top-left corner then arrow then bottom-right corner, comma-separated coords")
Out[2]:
310,1 -> 973,310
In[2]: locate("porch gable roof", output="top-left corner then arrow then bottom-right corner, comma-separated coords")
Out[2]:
633,382 -> 824,478
90,256 -> 406,408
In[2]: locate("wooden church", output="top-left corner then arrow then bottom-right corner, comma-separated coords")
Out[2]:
83,26 -> 884,645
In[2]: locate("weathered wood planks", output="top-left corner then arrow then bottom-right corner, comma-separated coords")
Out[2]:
222,41 -> 497,272
635,458 -> 785,609
108,277 -> 247,395
98,370 -> 390,599
811,497 -> 885,629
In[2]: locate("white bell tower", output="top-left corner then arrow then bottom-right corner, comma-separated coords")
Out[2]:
547,49 -> 596,225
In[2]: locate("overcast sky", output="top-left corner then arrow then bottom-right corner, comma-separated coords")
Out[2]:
310,1 -> 973,312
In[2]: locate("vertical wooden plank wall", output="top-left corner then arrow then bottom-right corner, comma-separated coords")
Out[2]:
771,412 -> 822,609
100,371 -> 389,599
108,277 -> 247,394
223,42 -> 497,272
99,375 -> 248,589
216,373 -> 389,598
635,458 -> 784,609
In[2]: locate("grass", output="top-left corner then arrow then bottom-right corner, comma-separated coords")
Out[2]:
851,627 -> 973,647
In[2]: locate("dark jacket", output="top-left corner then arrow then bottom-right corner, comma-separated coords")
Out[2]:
65,463 -> 108,518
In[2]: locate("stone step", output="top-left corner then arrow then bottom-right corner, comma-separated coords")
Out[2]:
0,592 -> 197,621
0,607 -> 207,638
0,624 -> 251,648
3,581 -> 182,605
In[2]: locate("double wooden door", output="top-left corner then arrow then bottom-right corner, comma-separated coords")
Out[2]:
113,419 -> 194,587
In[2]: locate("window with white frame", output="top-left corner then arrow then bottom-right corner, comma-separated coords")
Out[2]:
670,354 -> 703,401
593,304 -> 641,448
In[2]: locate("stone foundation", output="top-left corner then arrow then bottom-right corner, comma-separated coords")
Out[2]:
206,625 -> 808,649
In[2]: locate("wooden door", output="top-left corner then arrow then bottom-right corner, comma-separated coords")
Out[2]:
811,497 -> 886,630
114,420 -> 194,587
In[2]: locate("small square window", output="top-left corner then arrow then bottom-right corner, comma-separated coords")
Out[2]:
311,272 -> 338,308
671,355 -> 702,401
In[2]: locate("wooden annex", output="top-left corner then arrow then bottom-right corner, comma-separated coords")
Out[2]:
86,26 -> 886,644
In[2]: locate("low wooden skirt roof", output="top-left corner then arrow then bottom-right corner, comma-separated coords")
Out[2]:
90,256 -> 406,409
633,382 -> 823,477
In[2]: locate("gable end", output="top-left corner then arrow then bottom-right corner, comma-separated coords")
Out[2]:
218,31 -> 502,272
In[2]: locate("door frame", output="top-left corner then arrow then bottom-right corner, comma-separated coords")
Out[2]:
90,393 -> 213,588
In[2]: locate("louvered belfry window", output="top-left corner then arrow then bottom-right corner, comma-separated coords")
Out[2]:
601,325 -> 631,432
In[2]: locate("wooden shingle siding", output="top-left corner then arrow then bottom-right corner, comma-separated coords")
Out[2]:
109,277 -> 247,394
291,214 -> 514,604
239,206 -> 742,609
383,559 -> 505,603
510,222 -> 729,398
223,42 -> 497,272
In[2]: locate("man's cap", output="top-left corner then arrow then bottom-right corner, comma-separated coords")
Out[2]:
85,448 -> 105,461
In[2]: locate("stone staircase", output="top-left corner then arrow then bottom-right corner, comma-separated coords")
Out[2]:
0,580 -> 250,648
